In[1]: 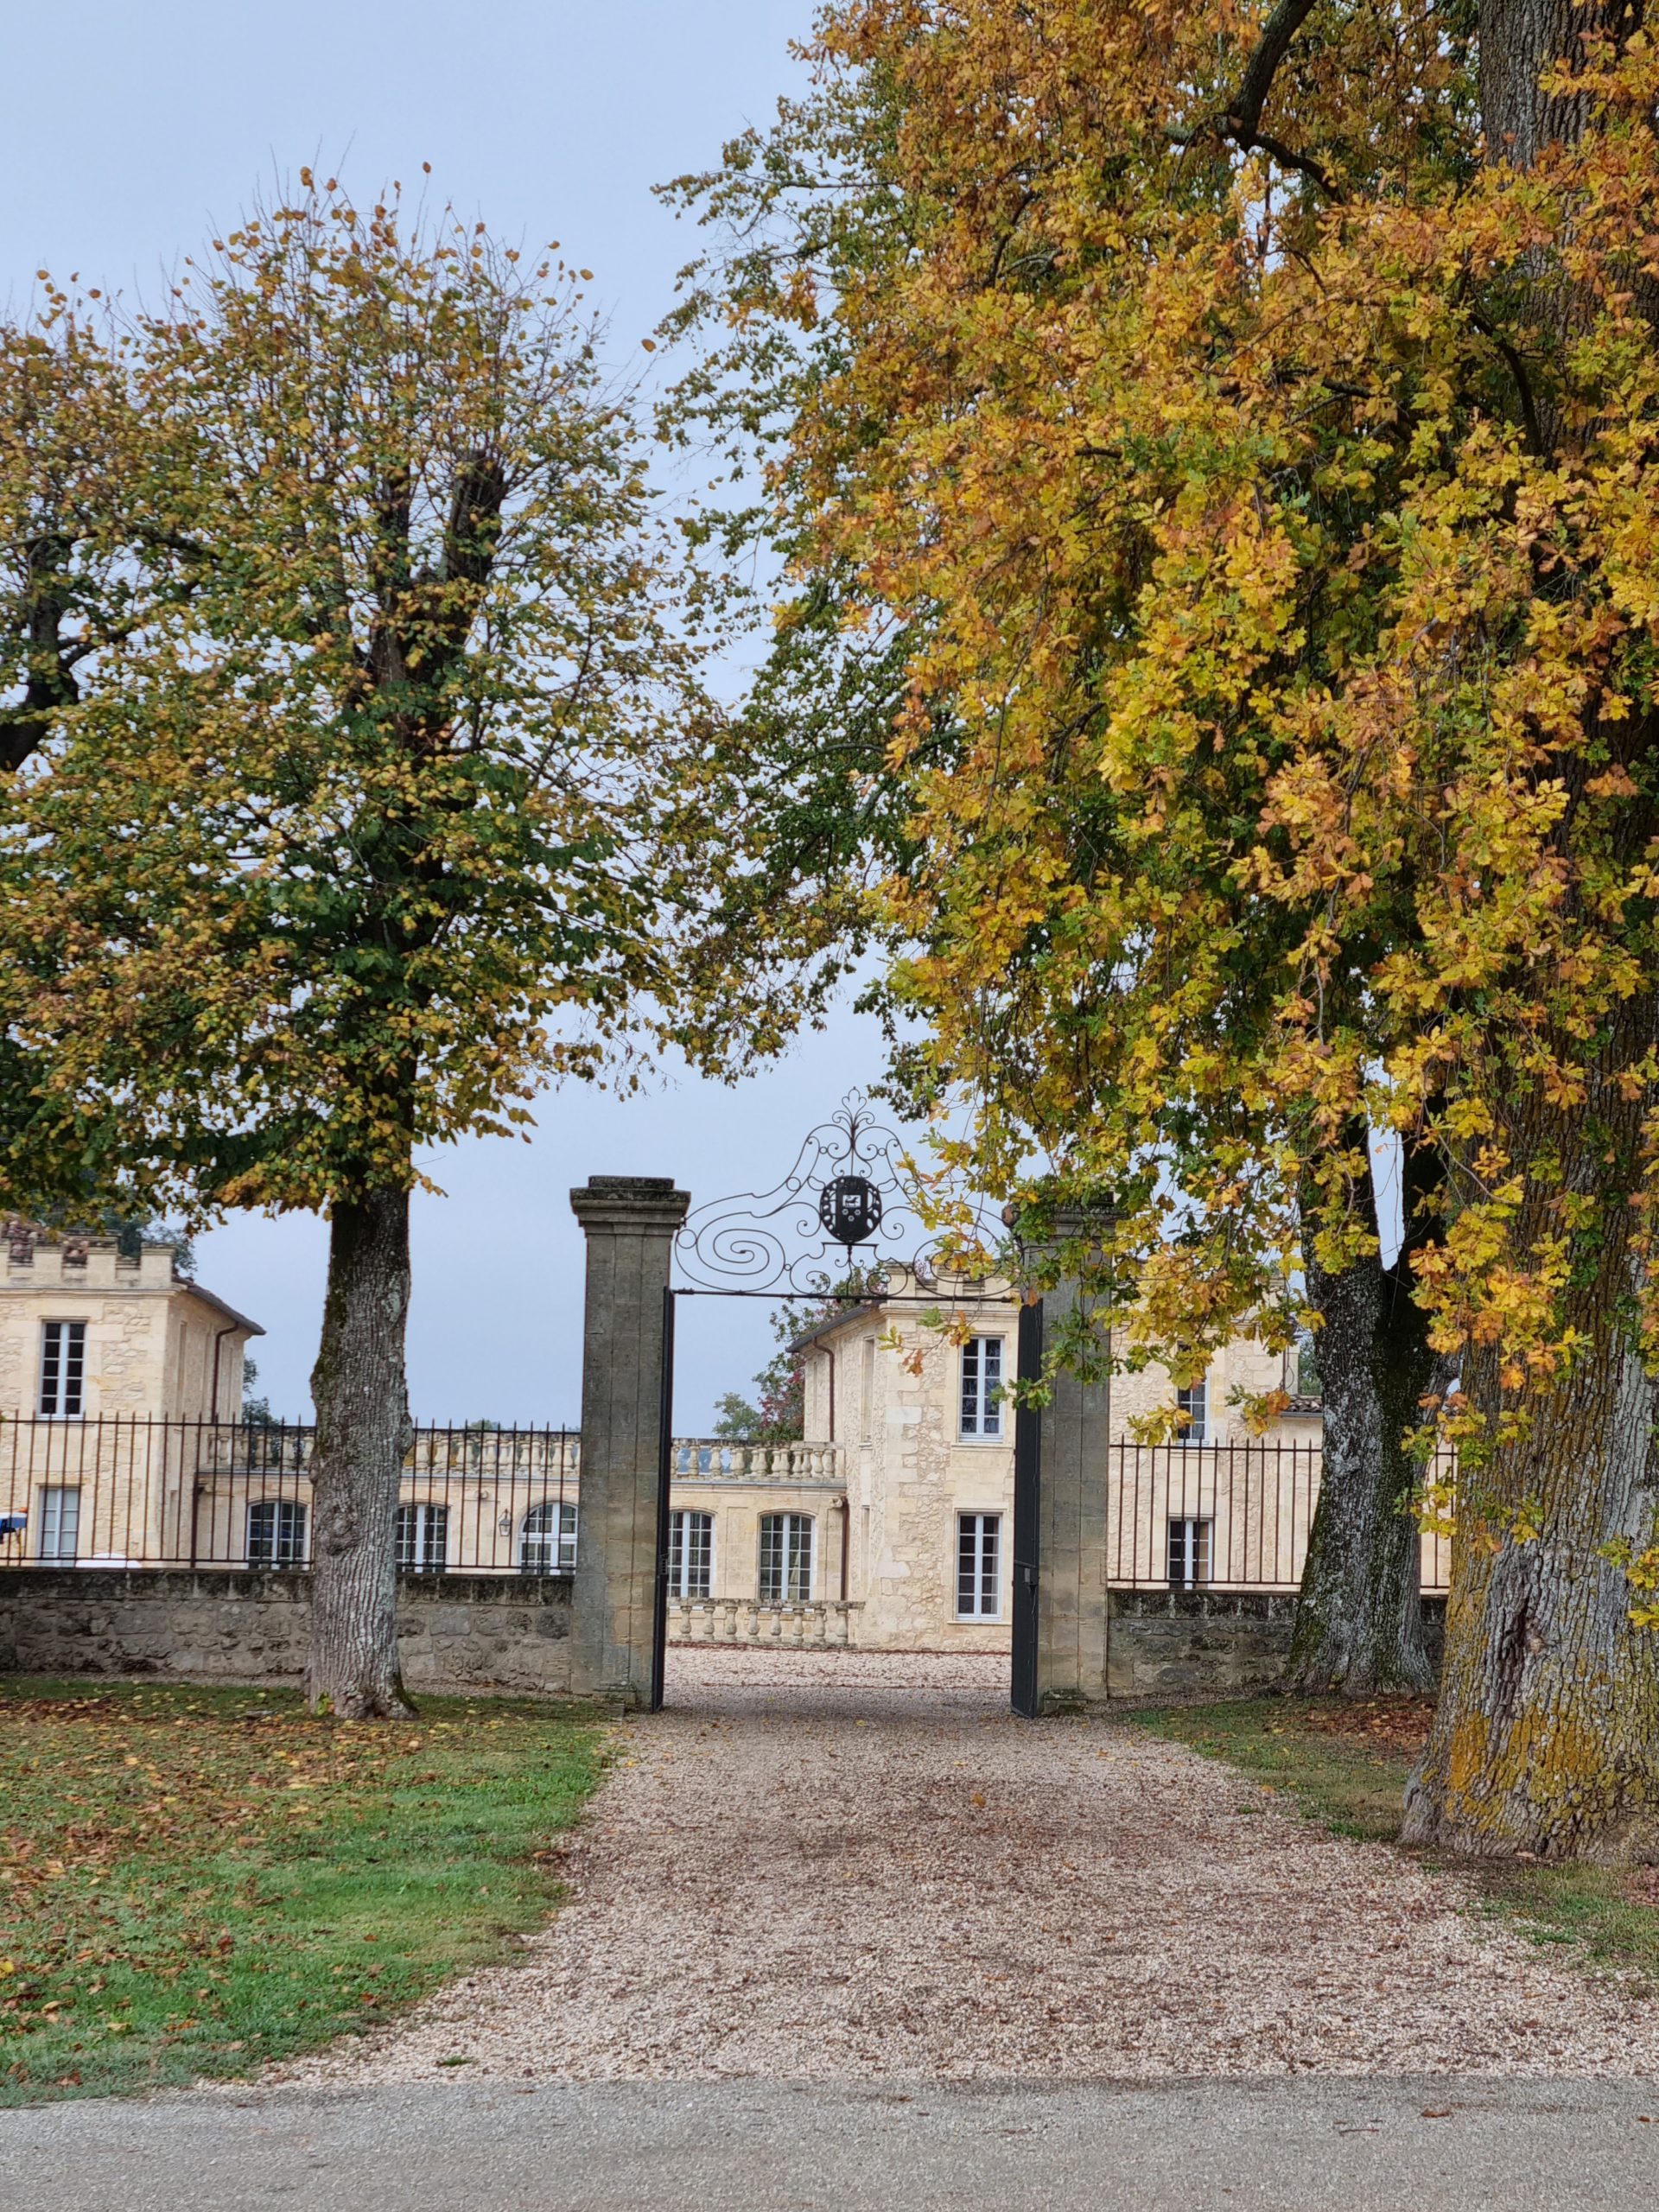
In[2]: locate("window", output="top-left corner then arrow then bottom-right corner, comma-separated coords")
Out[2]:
247,1498 -> 307,1568
396,1503 -> 448,1573
759,1512 -> 813,1604
959,1336 -> 1005,1440
859,1336 -> 876,1440
38,1486 -> 80,1562
668,1510 -> 714,1599
957,1512 -> 1001,1619
38,1321 -> 86,1419
1176,1377 -> 1208,1444
520,1500 -> 576,1573
1168,1517 -> 1211,1588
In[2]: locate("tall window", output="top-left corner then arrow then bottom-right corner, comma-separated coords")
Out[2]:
38,1321 -> 86,1419
1168,1516 -> 1211,1588
520,1500 -> 577,1573
247,1498 -> 307,1568
38,1485 -> 80,1562
957,1512 -> 1001,1619
396,1503 -> 448,1573
759,1512 -> 813,1604
959,1336 -> 1005,1440
1176,1378 -> 1208,1444
859,1336 -> 876,1440
668,1509 -> 714,1599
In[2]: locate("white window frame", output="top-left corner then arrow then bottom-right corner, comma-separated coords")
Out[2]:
519,1499 -> 576,1573
38,1484 -> 80,1562
759,1512 -> 813,1604
668,1509 -> 715,1599
38,1319 -> 87,1420
1168,1516 -> 1212,1588
396,1501 -> 449,1574
956,1510 -> 1001,1620
1176,1378 -> 1208,1445
247,1497 -> 308,1569
959,1335 -> 1006,1440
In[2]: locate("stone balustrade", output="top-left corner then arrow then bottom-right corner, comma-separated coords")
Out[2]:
667,1439 -> 846,1484
666,1596 -> 863,1647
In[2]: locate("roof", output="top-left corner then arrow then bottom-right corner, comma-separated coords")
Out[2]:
176,1280 -> 265,1337
788,1300 -> 887,1356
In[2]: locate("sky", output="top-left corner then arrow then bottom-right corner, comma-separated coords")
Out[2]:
1,0 -> 899,1430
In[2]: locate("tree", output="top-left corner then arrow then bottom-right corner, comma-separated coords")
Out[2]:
712,1390 -> 764,1439
677,2 -> 1659,1853
0,303 -> 161,1224
665,10 -> 1443,1694
240,1357 -> 276,1428
5,180 -> 776,1717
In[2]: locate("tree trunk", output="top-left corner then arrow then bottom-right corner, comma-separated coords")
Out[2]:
307,1185 -> 416,1719
1402,1017 -> 1659,1859
1285,1153 -> 1437,1696
1401,1329 -> 1659,1859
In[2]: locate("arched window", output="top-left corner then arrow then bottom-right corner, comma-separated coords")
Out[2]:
520,1499 -> 576,1573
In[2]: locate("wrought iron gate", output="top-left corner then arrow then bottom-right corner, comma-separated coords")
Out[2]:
644,1091 -> 1040,1718
1008,1297 -> 1044,1719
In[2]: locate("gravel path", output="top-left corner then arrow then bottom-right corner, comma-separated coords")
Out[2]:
277,1648 -> 1659,2082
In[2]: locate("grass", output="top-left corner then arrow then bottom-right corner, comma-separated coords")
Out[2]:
0,1676 -> 607,2106
1128,1695 -> 1659,1993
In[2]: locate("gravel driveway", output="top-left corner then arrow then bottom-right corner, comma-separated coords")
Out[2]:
277,1648 -> 1659,2082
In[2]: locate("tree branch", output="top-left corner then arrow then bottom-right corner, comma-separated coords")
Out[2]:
1245,127 -> 1339,200
1226,0 -> 1323,142
1171,0 -> 1341,201
1468,308 -> 1543,454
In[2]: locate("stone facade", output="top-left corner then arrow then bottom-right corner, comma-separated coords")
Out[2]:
0,1234 -> 261,1421
787,1274 -> 1338,1656
0,1568 -> 572,1694
798,1295 -> 1015,1654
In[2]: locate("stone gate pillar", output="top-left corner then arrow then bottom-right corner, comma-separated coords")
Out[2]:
1031,1216 -> 1113,1712
569,1176 -> 690,1707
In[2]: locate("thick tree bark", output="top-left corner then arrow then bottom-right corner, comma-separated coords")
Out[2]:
1402,1011 -> 1659,1859
1285,1152 -> 1437,1696
1479,0 -> 1633,170
307,1185 -> 416,1719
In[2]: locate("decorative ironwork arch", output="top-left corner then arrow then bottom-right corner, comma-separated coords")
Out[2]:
673,1090 -> 999,1294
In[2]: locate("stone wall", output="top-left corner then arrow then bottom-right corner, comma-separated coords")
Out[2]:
0,1570 -> 573,1694
1104,1590 -> 1446,1700
0,1572 -> 1446,1702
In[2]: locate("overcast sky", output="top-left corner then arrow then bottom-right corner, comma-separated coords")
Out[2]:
2,0 -> 900,1430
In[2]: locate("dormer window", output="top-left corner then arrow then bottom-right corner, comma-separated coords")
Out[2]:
39,1321 -> 86,1419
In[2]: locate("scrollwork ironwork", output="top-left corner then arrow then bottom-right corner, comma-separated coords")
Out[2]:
674,1090 -> 999,1294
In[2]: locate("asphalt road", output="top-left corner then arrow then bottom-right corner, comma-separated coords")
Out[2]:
2,2077 -> 1656,2212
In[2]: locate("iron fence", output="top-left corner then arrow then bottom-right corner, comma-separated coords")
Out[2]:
0,1419 -> 578,1576
0,1418 -> 1454,1596
1103,1440 -> 1452,1594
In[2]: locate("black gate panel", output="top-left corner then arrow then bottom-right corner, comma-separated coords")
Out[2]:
649,1283 -> 677,1713
1009,1296 -> 1044,1718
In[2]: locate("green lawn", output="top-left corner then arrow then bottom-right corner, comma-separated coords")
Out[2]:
0,1678 -> 607,2105
1129,1695 -> 1659,1993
